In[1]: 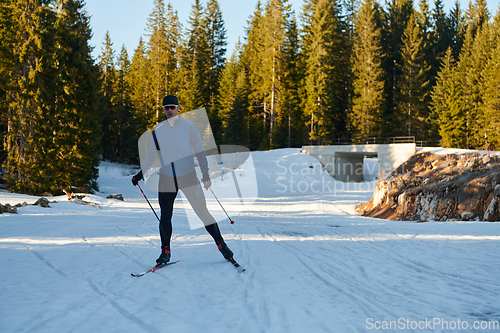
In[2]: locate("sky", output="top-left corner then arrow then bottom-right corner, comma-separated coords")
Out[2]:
85,0 -> 500,61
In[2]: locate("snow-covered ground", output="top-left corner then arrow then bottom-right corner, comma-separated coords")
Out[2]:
1,148 -> 500,332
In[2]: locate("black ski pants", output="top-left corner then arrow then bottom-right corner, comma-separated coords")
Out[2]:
158,172 -> 224,251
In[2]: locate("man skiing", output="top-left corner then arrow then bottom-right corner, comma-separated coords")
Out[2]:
131,95 -> 234,266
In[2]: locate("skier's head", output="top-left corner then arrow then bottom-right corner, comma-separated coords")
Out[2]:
163,95 -> 179,119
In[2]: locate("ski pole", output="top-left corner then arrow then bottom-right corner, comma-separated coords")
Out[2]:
208,187 -> 234,224
137,183 -> 161,223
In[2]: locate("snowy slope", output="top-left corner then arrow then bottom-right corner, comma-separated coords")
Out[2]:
1,148 -> 500,332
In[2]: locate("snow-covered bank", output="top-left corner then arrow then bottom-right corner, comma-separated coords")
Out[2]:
1,149 -> 500,332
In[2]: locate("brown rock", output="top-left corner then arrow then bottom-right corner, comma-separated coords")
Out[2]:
358,152 -> 500,222
106,193 -> 124,201
34,198 -> 51,208
0,203 -> 18,214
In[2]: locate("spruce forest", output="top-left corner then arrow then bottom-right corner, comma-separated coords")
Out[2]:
0,0 -> 499,195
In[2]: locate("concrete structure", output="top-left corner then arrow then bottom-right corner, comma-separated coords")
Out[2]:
302,143 -> 416,182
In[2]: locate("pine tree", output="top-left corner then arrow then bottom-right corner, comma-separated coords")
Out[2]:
202,0 -> 227,143
146,0 -> 167,124
430,47 -> 464,147
164,4 -> 181,98
465,0 -> 490,38
3,0 -> 101,194
146,0 -> 181,125
428,0 -> 453,141
51,0 -> 102,192
280,13 -> 305,147
415,0 -> 432,71
116,45 -> 133,162
98,31 -> 119,161
217,43 -> 248,146
342,0 -> 357,136
481,13 -> 500,149
464,21 -> 493,148
129,38 -> 152,137
241,1 -> 266,150
432,3 -> 496,150
343,0 -> 359,40
351,0 -> 385,139
415,0 -> 434,139
448,0 -> 466,61
454,26 -> 474,148
454,19 -> 493,149
3,0 -> 56,193
261,0 -> 292,148
178,0 -> 208,112
381,0 -> 413,135
0,1 -> 16,165
302,0 -> 350,144
240,0 -> 295,149
431,0 -> 451,66
203,0 -> 227,103
398,12 -> 430,140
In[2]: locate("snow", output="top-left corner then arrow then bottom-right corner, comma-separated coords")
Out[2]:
1,148 -> 500,332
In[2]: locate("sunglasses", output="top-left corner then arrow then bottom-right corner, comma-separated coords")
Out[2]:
163,105 -> 178,110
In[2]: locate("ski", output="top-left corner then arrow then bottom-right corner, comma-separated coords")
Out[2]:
228,258 -> 245,273
131,260 -> 180,277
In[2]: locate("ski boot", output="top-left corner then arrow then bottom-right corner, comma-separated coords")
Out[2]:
156,246 -> 171,265
217,241 -> 233,260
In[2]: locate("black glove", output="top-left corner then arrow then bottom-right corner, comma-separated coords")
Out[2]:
132,170 -> 143,186
202,172 -> 211,190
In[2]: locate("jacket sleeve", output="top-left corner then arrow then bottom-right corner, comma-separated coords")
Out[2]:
141,133 -> 160,172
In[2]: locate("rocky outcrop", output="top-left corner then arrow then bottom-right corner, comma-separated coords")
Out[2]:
106,193 -> 124,201
0,203 -> 18,214
357,152 -> 500,221
1,197 -> 55,214
33,197 -> 51,208
63,190 -> 102,209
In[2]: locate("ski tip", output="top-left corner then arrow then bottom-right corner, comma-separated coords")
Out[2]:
228,258 -> 245,272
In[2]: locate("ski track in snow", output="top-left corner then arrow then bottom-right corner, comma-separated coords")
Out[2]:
1,149 -> 500,332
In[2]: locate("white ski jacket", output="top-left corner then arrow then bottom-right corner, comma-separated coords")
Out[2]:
142,116 -> 209,178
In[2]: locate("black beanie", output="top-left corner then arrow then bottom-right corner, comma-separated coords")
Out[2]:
163,95 -> 179,106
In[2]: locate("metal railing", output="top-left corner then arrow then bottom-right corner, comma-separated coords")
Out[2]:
311,136 -> 417,146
